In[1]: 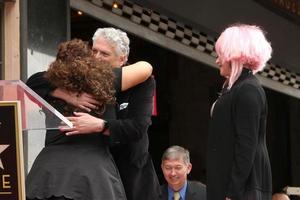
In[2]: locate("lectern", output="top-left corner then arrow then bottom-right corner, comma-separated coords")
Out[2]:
0,80 -> 72,200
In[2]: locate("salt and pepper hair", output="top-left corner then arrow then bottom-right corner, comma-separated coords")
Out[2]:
215,23 -> 272,89
92,27 -> 130,63
162,145 -> 190,165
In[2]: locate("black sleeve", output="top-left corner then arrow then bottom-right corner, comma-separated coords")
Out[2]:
226,83 -> 264,198
107,77 -> 155,144
26,71 -> 56,100
113,68 -> 122,95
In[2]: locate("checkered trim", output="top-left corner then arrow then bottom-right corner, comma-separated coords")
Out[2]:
91,0 -> 217,56
259,63 -> 300,89
90,0 -> 300,90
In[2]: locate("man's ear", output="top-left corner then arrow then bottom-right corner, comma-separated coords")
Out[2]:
119,55 -> 126,66
187,163 -> 192,174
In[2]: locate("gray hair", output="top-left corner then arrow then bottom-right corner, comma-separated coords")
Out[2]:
92,27 -> 130,62
162,145 -> 190,164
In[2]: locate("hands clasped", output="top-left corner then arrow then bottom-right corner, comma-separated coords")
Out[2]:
60,112 -> 106,136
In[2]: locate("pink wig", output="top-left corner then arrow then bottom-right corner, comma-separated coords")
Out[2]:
215,24 -> 272,88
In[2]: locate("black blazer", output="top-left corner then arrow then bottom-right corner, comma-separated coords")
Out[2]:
207,69 -> 272,200
158,181 -> 206,200
108,73 -> 160,200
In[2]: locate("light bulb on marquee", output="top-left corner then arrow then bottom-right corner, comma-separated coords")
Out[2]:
113,2 -> 119,9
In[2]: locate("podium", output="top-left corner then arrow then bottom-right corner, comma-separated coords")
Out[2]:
0,80 -> 72,200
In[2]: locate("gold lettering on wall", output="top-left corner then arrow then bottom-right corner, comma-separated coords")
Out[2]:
0,174 -> 12,195
2,174 -> 11,189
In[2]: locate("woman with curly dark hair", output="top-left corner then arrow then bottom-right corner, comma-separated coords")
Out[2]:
45,39 -> 115,116
25,39 -> 152,200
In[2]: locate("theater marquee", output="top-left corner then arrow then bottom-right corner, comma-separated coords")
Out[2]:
0,101 -> 25,200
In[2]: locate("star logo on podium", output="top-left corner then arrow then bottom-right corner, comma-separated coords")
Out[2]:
0,144 -> 9,170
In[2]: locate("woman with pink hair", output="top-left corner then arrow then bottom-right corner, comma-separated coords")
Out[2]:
207,24 -> 272,200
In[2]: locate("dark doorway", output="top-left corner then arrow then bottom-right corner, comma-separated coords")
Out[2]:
70,8 -> 299,193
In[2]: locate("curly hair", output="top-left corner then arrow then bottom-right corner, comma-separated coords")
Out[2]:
45,39 -> 115,115
55,38 -> 92,62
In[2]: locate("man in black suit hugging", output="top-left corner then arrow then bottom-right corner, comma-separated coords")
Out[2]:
159,145 -> 206,200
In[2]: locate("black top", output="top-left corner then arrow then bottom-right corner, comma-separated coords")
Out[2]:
25,69 -> 127,200
207,69 -> 272,200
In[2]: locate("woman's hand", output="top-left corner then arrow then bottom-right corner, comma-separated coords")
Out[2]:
60,112 -> 106,135
73,93 -> 100,112
52,88 -> 100,112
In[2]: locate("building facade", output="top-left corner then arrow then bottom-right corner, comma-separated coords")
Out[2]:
2,0 -> 300,194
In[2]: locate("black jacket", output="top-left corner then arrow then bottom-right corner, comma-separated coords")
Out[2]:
207,69 -> 272,200
108,72 -> 160,200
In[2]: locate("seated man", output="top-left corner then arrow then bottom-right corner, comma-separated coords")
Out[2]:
159,145 -> 206,200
